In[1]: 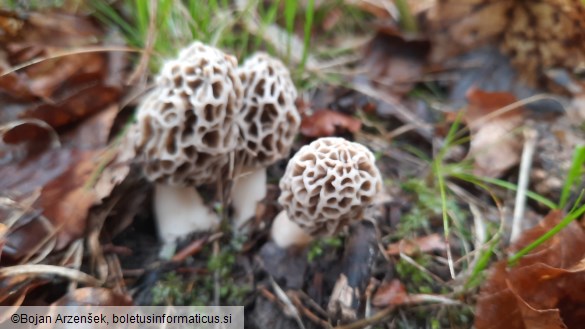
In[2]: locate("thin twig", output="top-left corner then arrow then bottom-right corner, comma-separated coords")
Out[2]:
107,254 -> 128,296
290,292 -> 330,328
468,203 -> 487,266
333,307 -> 394,329
0,46 -> 142,77
66,239 -> 84,292
0,265 -> 100,286
270,278 -> 306,329
511,127 -> 538,242
296,290 -> 329,319
351,83 -> 433,141
399,253 -> 446,285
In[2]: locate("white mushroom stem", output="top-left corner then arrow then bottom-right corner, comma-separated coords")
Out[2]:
231,167 -> 267,231
154,183 -> 220,244
270,210 -> 313,249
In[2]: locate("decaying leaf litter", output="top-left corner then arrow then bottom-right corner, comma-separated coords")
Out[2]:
1,1 -> 585,328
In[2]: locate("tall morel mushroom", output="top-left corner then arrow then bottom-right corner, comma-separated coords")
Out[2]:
232,53 -> 300,230
272,137 -> 383,248
128,41 -> 242,243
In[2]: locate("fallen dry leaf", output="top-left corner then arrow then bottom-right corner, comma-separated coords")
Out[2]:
0,212 -> 55,262
386,233 -> 447,256
1,120 -> 58,163
300,109 -> 362,137
475,210 -> 585,329
21,85 -> 120,129
464,87 -> 525,178
0,105 -> 120,258
52,287 -> 133,306
372,279 -> 410,307
514,290 -> 567,329
39,150 -> 103,249
0,10 -> 126,260
0,276 -> 48,307
0,11 -> 124,129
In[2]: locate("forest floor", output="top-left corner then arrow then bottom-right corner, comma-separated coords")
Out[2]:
2,1 -> 585,328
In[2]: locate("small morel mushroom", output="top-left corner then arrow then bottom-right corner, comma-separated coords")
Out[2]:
232,53 -> 300,230
272,137 -> 383,248
128,41 -> 242,244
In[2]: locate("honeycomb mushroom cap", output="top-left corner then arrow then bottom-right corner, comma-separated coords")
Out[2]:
131,42 -> 242,186
236,53 -> 300,169
278,137 -> 383,237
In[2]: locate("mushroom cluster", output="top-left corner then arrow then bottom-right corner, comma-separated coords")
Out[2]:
272,137 -> 383,248
126,42 -> 301,244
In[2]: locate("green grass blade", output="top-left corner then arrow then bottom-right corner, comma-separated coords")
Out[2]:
300,0 -> 315,72
559,145 -> 585,209
91,0 -> 141,45
255,0 -> 280,51
455,174 -> 557,210
394,0 -> 417,33
434,161 -> 450,237
508,203 -> 585,265
465,236 -> 499,290
134,0 -> 148,37
284,0 -> 298,62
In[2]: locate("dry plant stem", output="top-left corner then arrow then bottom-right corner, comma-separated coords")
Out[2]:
0,265 -> 100,286
154,184 -> 219,244
289,292 -> 330,328
1,47 -> 141,77
475,95 -> 564,128
400,253 -> 446,285
334,294 -> 461,329
171,236 -> 209,262
460,203 -> 487,281
511,127 -> 538,243
231,167 -> 267,232
66,240 -> 84,292
445,227 -> 456,280
270,210 -> 313,249
106,254 -> 127,295
87,193 -> 123,282
350,83 -> 433,141
296,290 -> 329,319
270,277 -> 307,329
333,306 -> 395,329
0,194 -> 38,228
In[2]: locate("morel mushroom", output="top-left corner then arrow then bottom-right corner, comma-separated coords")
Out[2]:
231,53 -> 300,230
129,41 -> 242,243
272,137 -> 383,248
